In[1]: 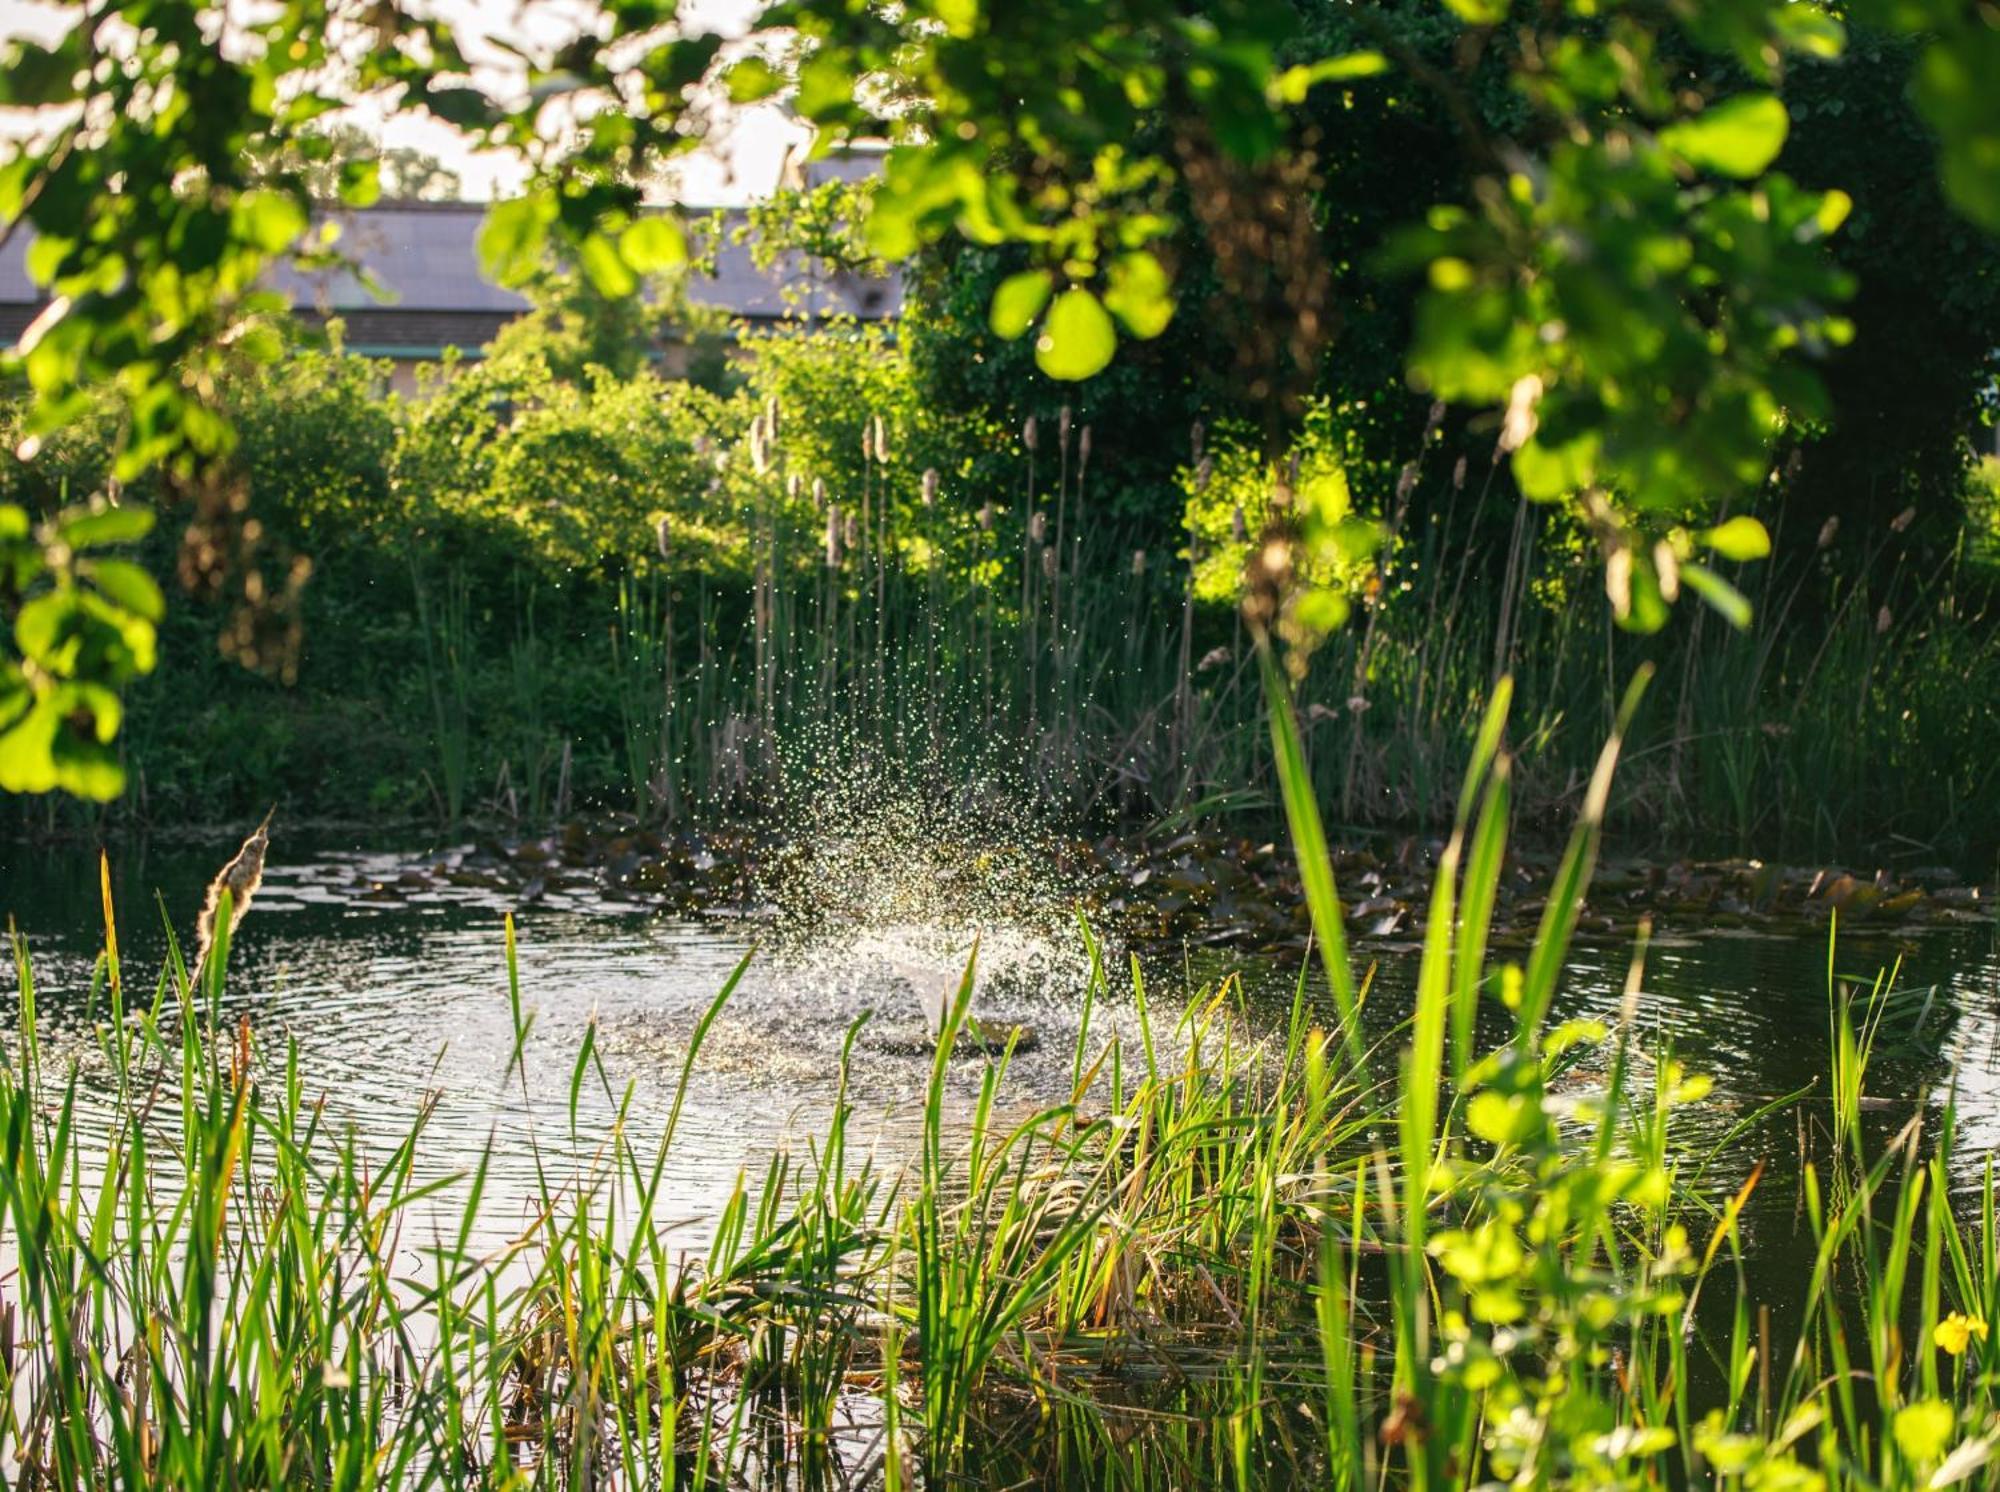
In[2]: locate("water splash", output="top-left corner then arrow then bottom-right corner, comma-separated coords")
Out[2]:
758,740 -> 1093,1034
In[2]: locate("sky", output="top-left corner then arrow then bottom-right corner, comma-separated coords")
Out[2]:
0,0 -> 806,204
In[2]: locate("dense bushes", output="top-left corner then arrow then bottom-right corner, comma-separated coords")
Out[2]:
2,313 -> 1997,861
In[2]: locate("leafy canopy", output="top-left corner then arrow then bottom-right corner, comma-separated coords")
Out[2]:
0,0 -> 1995,795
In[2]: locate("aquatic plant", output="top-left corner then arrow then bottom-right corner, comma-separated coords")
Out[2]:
2,678 -> 1994,1486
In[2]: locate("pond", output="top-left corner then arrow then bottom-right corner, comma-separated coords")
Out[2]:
4,830 -> 1994,1267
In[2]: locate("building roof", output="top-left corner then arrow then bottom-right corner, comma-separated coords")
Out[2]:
1,198 -> 900,358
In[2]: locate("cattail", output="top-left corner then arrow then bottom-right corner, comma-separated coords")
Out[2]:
787,472 -> 802,502
1190,419 -> 1205,462
1396,462 -> 1418,502
1028,511 -> 1047,544
825,507 -> 841,566
749,414 -> 771,476
1452,455 -> 1468,491
861,423 -> 874,462
764,395 -> 780,440
654,514 -> 672,561
1890,505 -> 1916,533
1817,515 -> 1840,549
921,467 -> 939,506
1023,415 -> 1038,453
1058,404 -> 1072,449
1041,546 -> 1057,579
195,808 -> 273,975
977,501 -> 995,532
812,476 -> 827,512
844,511 -> 860,548
872,413 -> 888,462
1231,504 -> 1248,543
1131,548 -> 1147,577
1876,605 -> 1893,634
1195,455 -> 1214,493
1079,425 -> 1093,472
1425,400 -> 1447,439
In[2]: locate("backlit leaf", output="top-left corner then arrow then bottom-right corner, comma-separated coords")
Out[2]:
1034,288 -> 1117,381
1660,93 -> 1790,177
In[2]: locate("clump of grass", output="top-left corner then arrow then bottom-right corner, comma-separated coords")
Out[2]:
4,680 -> 1996,1487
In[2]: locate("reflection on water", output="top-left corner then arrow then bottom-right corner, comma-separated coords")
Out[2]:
3,836 -> 1997,1255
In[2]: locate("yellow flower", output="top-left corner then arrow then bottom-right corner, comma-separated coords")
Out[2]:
1933,1312 -> 1989,1356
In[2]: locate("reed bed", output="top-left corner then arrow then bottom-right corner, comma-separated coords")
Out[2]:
3,680 -> 1994,1488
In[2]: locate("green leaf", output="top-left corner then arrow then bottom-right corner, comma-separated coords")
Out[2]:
85,560 -> 165,622
1679,562 -> 1753,629
989,270 -> 1053,340
1034,288 -> 1117,380
1270,51 -> 1389,104
1702,515 -> 1771,560
1893,1400 -> 1955,1466
1102,252 -> 1174,339
1440,0 -> 1509,25
338,159 -> 382,209
60,506 -> 154,550
725,57 -> 784,104
577,231 -> 638,298
619,216 -> 687,273
234,189 -> 308,254
1660,93 -> 1790,178
478,195 -> 555,286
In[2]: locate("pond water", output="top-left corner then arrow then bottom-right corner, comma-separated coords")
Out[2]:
2,833 -> 1996,1286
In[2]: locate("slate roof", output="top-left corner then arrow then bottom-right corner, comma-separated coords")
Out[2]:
1,199 -> 900,358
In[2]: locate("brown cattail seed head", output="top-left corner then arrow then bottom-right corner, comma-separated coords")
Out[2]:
765,395 -> 780,439
872,413 -> 887,462
1190,419 -> 1205,462
1041,546 -> 1057,579
1817,515 -> 1840,549
1425,399 -> 1447,439
749,415 -> 771,476
861,423 -> 874,462
788,472 -> 803,501
1890,505 -> 1916,533
1131,548 -> 1147,577
812,476 -> 827,512
1396,462 -> 1418,503
1079,425 -> 1093,471
844,513 -> 861,548
977,501 -> 995,532
1231,504 -> 1248,543
1023,415 -> 1038,453
1028,511 -> 1047,544
1195,455 -> 1215,493
1876,604 -> 1893,634
1059,404 -> 1072,448
824,508 -> 841,566
1452,455 -> 1468,491
921,467 -> 939,506
655,514 -> 672,561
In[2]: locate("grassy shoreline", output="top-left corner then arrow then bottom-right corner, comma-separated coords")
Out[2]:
3,687 -> 1997,1489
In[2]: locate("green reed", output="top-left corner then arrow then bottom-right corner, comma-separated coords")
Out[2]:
3,667 -> 1997,1486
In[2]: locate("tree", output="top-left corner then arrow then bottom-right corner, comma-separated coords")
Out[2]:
287,122 -> 464,204
0,0 -> 1996,796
